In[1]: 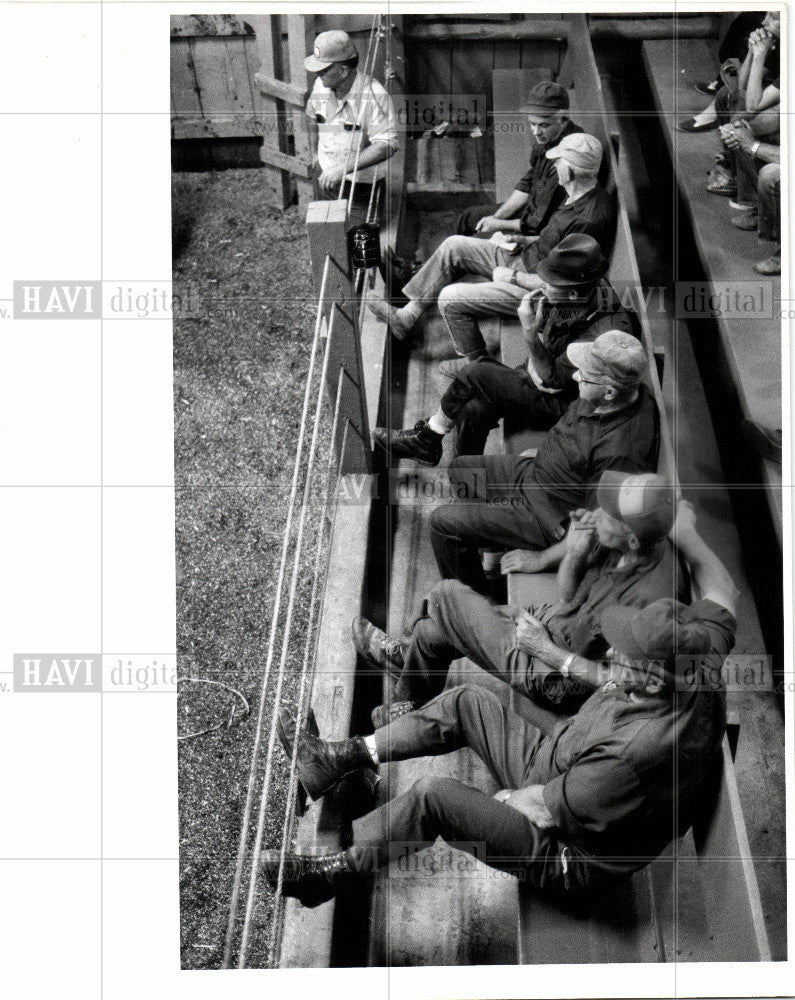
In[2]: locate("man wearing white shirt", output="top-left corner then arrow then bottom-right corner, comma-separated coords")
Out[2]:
304,30 -> 399,222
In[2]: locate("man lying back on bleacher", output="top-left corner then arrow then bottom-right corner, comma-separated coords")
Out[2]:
264,502 -> 736,903
368,132 -> 615,354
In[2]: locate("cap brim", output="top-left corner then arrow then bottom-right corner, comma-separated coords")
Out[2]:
545,146 -> 563,160
595,468 -> 627,521
566,340 -> 594,370
305,54 -> 333,72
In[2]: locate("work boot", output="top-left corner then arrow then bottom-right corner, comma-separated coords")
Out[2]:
351,616 -> 404,679
374,420 -> 443,466
368,298 -> 414,341
276,707 -> 372,800
261,849 -> 357,907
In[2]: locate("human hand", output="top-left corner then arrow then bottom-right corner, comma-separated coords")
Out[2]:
565,510 -> 597,557
515,610 -> 552,656
501,548 -> 547,574
503,785 -> 556,829
318,165 -> 346,193
748,28 -> 773,58
518,289 -> 546,331
475,215 -> 503,235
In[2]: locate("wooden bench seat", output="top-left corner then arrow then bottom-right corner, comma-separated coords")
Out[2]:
642,38 -> 782,546
506,568 -> 771,963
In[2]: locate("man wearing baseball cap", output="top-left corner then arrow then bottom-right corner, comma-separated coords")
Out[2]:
457,81 -> 581,237
368,129 -> 614,345
374,235 -> 638,462
351,467 -> 686,722
262,502 -> 732,905
304,29 -> 399,211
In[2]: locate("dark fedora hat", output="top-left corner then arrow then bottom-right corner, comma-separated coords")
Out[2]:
535,233 -> 607,287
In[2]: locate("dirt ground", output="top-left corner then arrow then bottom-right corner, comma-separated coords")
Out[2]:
173,169 -> 320,969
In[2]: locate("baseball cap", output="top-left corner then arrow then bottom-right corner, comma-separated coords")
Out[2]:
601,598 -> 712,677
596,470 -> 676,542
566,330 -> 647,388
535,234 -> 607,287
519,81 -> 570,115
305,30 -> 358,73
545,132 -> 603,172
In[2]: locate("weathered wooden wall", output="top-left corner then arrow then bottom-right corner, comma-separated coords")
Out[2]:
404,16 -> 565,186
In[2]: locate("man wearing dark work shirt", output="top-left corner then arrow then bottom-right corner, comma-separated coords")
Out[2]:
428,332 -> 660,595
263,501 -> 736,903
456,81 -> 582,238
368,133 -> 616,348
351,467 -> 686,722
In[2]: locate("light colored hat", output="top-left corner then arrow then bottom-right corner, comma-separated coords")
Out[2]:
545,132 -> 603,172
596,470 -> 676,542
566,330 -> 647,387
305,30 -> 358,73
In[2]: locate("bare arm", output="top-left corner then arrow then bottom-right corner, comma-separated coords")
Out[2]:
494,189 -> 530,220
669,501 -> 739,615
744,30 -> 774,111
557,511 -> 598,602
515,611 -> 607,689
501,540 -> 566,576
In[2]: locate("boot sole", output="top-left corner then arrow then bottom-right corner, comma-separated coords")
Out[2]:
261,850 -> 336,908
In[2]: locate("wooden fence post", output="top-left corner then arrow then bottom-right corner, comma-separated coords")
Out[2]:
306,199 -> 373,475
286,15 -> 318,209
250,14 -> 291,208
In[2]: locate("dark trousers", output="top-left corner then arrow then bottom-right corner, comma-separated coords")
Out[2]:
441,357 -> 569,455
394,578 -> 558,706
758,162 -> 780,242
456,203 -> 500,236
352,683 -> 592,891
429,455 -> 557,594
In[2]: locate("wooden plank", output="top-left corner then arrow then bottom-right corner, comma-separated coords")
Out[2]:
250,14 -> 290,208
491,68 -> 532,203
171,14 -> 253,37
367,303 -> 520,967
172,116 -> 263,140
170,38 -> 202,116
286,14 -> 315,209
253,71 -> 307,108
404,17 -> 718,41
641,38 -> 782,544
278,490 -> 375,967
305,200 -> 372,475
258,145 -> 312,178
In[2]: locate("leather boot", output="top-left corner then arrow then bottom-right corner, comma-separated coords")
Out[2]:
262,849 -> 359,907
277,707 -> 372,800
373,420 -> 444,466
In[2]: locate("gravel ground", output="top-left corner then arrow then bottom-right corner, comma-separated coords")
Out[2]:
173,169 -> 322,969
